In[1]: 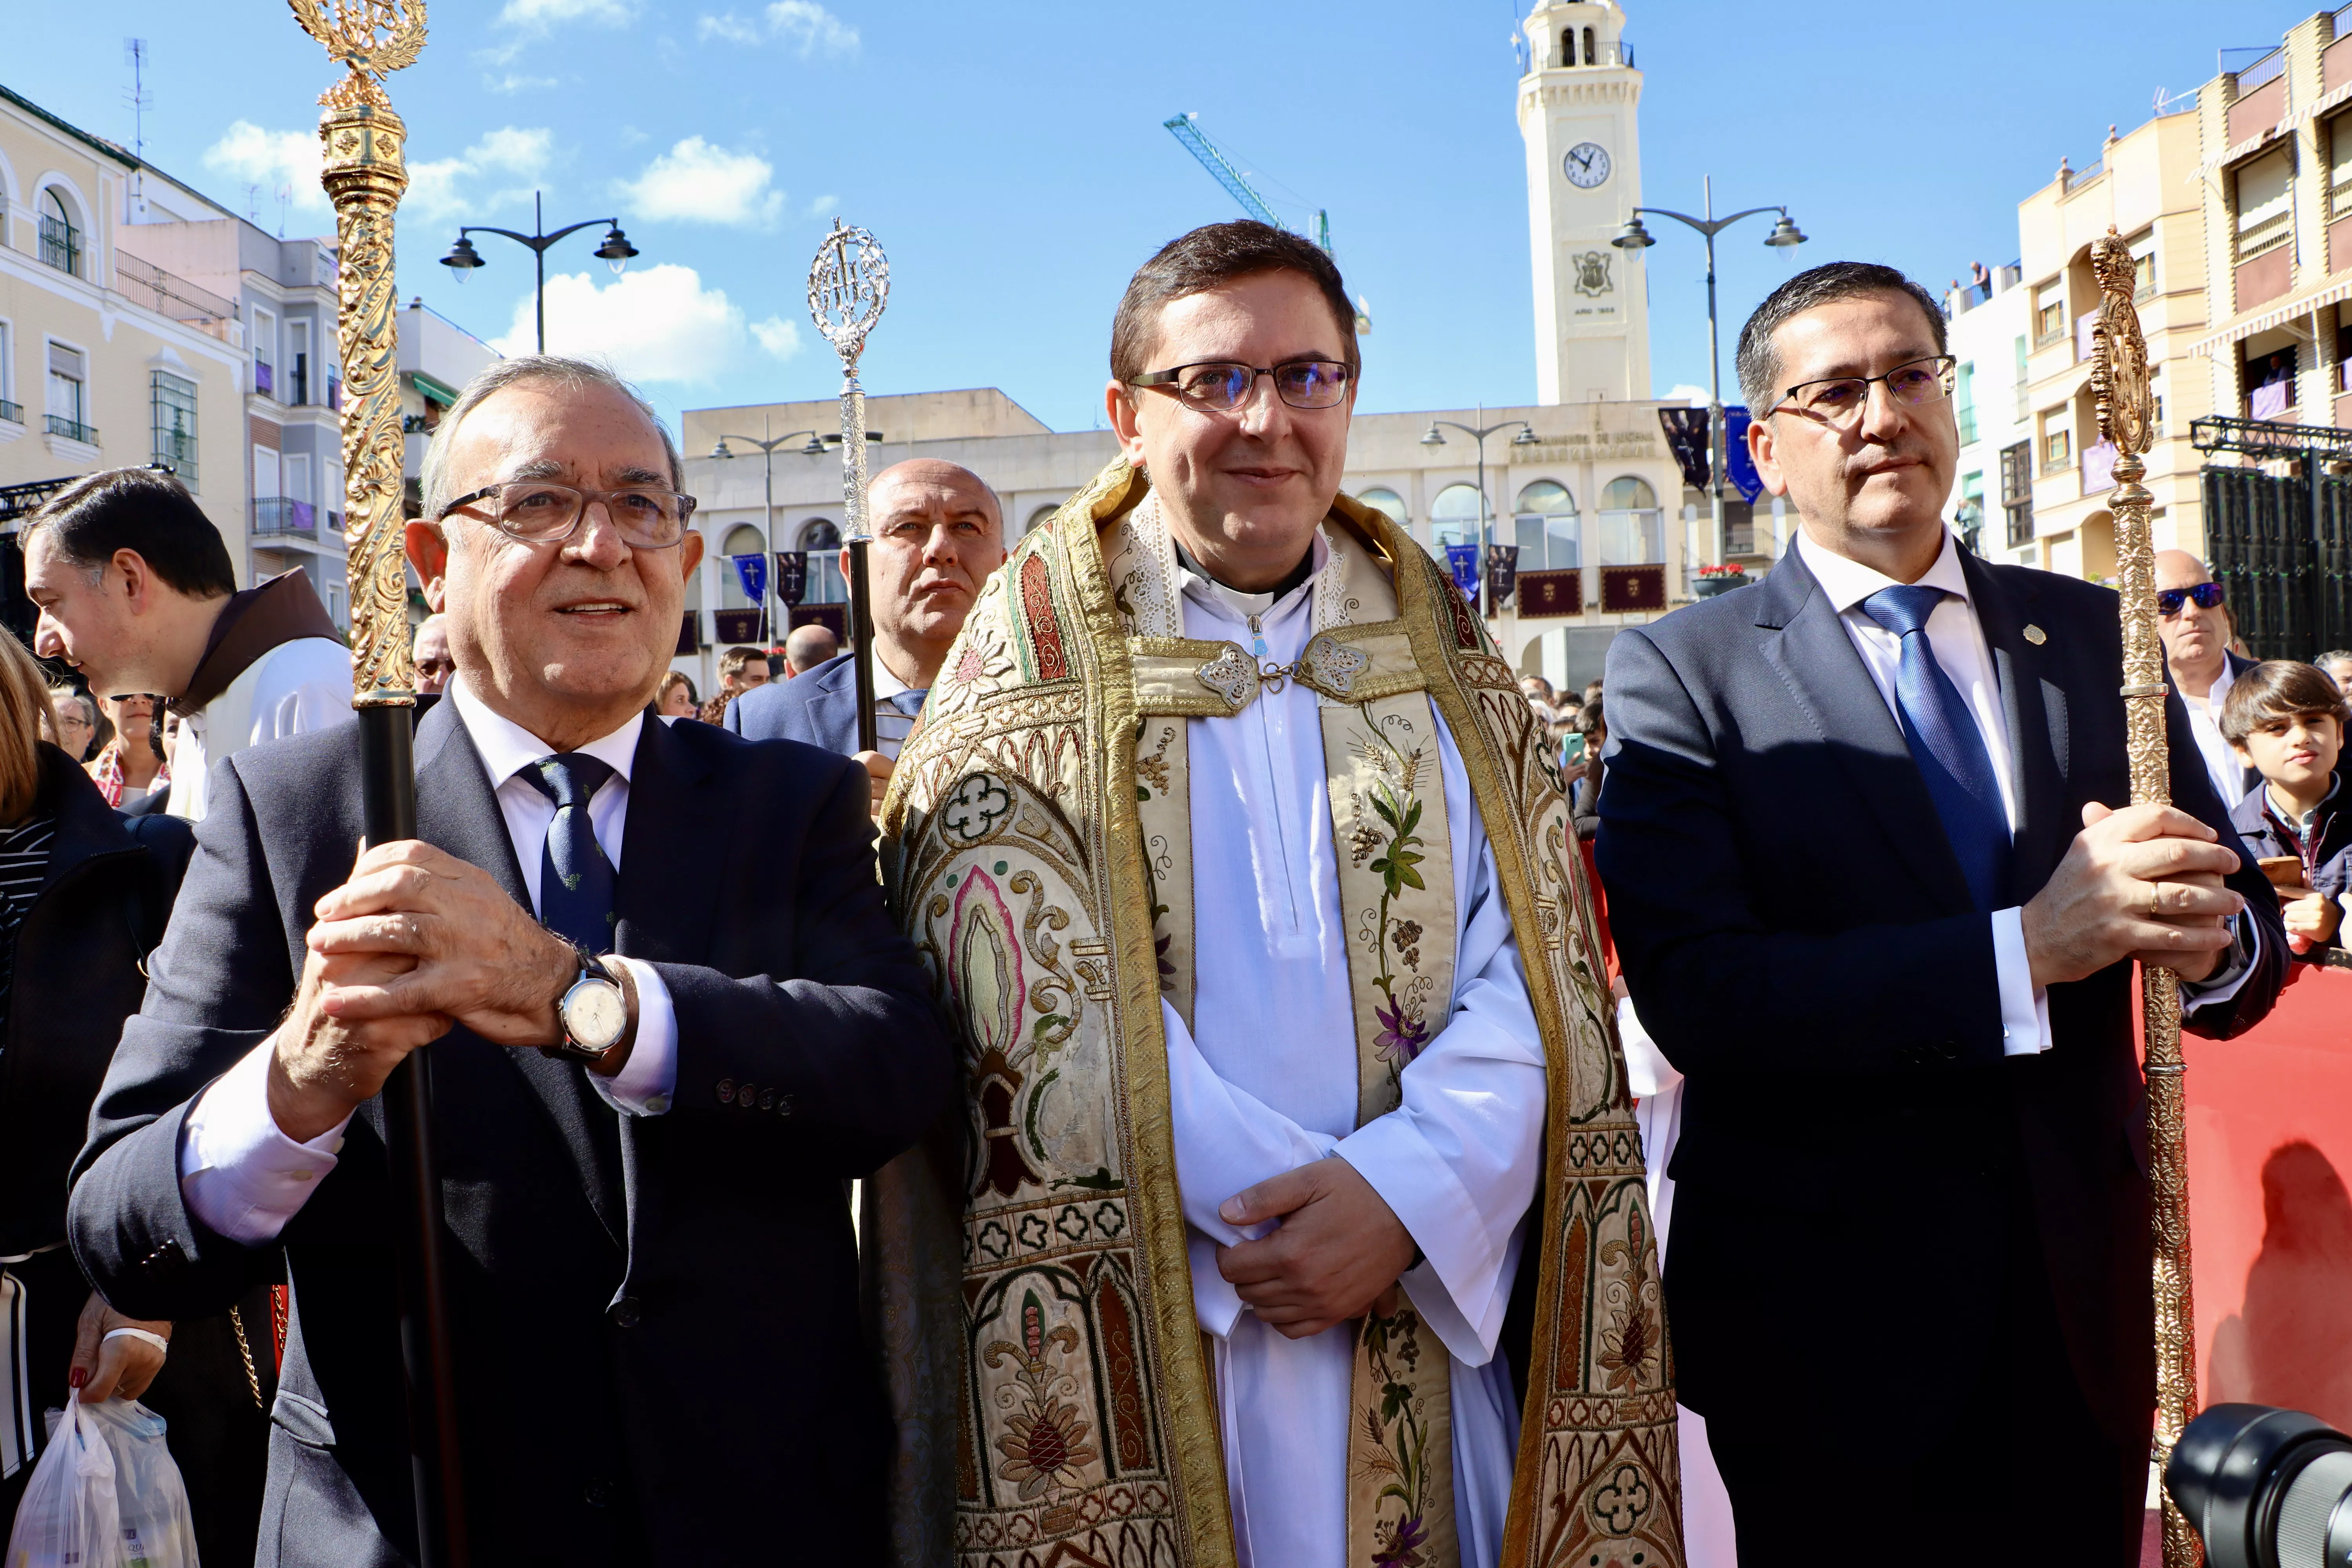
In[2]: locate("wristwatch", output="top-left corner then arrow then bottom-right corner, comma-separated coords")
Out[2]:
547,948 -> 630,1063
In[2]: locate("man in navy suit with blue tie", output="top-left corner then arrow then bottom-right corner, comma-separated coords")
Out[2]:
727,459 -> 1005,805
1597,263 -> 2284,1565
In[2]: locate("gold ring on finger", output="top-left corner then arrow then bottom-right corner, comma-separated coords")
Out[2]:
2149,881 -> 2167,918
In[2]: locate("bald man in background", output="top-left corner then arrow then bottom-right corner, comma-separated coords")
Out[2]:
782,622 -> 839,677
728,460 -> 1007,796
2155,549 -> 2258,808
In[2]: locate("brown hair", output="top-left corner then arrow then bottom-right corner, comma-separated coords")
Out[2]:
657,669 -> 696,706
24,466 -> 236,599
0,640 -> 60,823
1109,220 -> 1359,385
2220,659 -> 2349,744
717,646 -> 768,683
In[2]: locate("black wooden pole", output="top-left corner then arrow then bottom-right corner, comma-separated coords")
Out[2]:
850,539 -> 880,754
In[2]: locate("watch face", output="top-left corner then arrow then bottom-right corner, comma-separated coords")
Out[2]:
1564,142 -> 1612,189
563,978 -> 628,1052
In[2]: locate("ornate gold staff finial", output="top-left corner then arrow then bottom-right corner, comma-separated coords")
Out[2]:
294,0 -> 425,706
2091,224 -> 2200,1568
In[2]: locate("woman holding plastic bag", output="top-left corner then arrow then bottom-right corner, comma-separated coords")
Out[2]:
0,628 -> 264,1562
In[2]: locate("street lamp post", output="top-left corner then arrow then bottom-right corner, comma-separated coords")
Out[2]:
713,420 -> 828,647
439,190 -> 640,354
1614,176 -> 1804,566
1421,413 -> 1542,617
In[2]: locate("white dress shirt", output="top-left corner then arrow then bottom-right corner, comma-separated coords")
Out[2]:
1795,528 -> 2254,1042
177,675 -> 681,1245
2180,658 -> 2248,811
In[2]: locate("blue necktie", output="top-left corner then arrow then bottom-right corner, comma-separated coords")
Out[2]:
1859,586 -> 2012,911
888,688 -> 927,717
523,753 -> 618,952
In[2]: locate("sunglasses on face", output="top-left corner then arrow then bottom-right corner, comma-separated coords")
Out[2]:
2156,583 -> 2225,618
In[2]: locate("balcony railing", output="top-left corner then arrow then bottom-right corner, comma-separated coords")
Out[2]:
2235,46 -> 2285,93
38,216 -> 79,276
44,415 -> 96,445
114,252 -> 236,327
253,497 -> 318,536
0,400 -> 20,425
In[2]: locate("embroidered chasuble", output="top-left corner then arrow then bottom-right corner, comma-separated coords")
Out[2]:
868,458 -> 1681,1568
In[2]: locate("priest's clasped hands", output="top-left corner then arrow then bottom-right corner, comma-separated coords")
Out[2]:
1213,1156 -> 1418,1340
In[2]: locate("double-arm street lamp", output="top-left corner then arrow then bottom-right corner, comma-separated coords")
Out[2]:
710,423 -> 886,642
1421,414 -> 1541,617
1614,176 -> 1804,564
439,190 -> 640,354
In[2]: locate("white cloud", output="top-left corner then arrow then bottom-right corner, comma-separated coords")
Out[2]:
695,2 -> 858,57
403,126 -> 556,223
805,193 -> 837,218
617,137 -> 781,227
203,122 -> 329,213
1665,384 -> 1711,407
484,71 -> 559,93
498,0 -> 632,27
492,264 -> 799,383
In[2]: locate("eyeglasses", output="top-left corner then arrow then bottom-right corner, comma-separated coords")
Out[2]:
436,481 -> 696,549
413,656 -> 456,680
1129,360 -> 1354,412
2156,582 -> 2225,618
1769,355 -> 1958,426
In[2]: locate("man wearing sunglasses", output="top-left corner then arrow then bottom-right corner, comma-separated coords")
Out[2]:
71,356 -> 950,1566
1596,261 -> 2285,1564
2154,550 -> 2260,807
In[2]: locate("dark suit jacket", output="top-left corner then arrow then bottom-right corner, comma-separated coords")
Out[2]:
725,653 -> 860,755
1596,546 -> 2285,1457
68,699 -> 951,1567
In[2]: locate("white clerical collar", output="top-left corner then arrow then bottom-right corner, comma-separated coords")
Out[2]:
1175,528 -> 1332,626
447,672 -> 642,791
1796,523 -> 1972,617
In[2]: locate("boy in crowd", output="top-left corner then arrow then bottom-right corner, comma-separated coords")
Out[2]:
2225,660 -> 2349,962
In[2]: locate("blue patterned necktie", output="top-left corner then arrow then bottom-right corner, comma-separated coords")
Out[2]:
888,688 -> 927,717
523,753 -> 618,952
1858,586 -> 2012,911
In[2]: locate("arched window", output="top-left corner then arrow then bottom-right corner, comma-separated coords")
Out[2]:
1597,477 -> 1662,565
1430,484 -> 1485,554
1355,487 -> 1407,531
1028,503 -> 1061,534
719,524 -> 766,609
798,518 -> 846,603
1583,27 -> 1597,66
38,188 -> 79,276
1513,481 -> 1578,570
1559,28 -> 1574,66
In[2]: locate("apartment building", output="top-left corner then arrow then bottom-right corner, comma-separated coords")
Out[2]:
1942,263 -> 2033,562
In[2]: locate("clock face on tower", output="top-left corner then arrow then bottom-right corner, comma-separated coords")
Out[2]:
1564,142 -> 1612,189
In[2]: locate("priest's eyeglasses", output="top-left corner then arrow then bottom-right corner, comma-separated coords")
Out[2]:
1129,360 -> 1354,412
437,482 -> 697,549
1769,356 -> 1958,426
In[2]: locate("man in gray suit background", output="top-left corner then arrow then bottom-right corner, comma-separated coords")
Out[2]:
726,459 -> 1005,804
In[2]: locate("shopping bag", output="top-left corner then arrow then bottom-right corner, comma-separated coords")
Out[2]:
4,1391 -> 198,1568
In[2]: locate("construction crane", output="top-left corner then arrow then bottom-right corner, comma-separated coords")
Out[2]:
1163,113 -> 1368,329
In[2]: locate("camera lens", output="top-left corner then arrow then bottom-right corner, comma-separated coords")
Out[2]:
2167,1404 -> 2352,1568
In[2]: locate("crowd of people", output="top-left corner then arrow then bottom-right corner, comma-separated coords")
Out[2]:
0,222 -> 2340,1568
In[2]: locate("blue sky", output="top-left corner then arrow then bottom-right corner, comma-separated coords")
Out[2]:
5,0 -> 2312,436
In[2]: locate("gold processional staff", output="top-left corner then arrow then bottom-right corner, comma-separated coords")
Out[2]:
2089,226 -> 2200,1568
292,4 -> 470,1565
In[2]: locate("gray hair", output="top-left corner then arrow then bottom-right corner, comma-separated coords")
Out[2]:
418,354 -> 683,523
1734,261 -> 1947,421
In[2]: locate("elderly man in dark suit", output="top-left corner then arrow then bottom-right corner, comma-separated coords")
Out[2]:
69,355 -> 951,1567
728,460 -> 1004,799
1597,263 -> 2284,1567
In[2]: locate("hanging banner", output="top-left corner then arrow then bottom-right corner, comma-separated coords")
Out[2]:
1724,406 -> 1765,504
774,550 -> 808,606
1444,544 -> 1481,598
730,552 -> 768,605
1486,543 -> 1520,608
1659,407 -> 1711,490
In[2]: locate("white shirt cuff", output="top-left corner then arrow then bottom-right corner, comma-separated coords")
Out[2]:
586,958 -> 678,1116
1991,907 -> 2051,1056
177,1038 -> 352,1245
2181,915 -> 2259,1010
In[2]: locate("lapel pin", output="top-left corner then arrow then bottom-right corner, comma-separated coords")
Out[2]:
2023,624 -> 2047,645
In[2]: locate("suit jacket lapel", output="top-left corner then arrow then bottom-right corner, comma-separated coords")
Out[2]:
1963,554 -> 2067,899
414,699 -> 625,1249
1752,548 -> 1975,906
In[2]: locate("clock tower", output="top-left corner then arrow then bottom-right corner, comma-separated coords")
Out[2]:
1518,1 -> 1650,405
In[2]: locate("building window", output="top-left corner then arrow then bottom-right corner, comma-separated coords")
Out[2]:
37,190 -> 78,277
2034,280 -> 2066,345
2247,344 -> 2298,419
1597,476 -> 1662,566
151,371 -> 198,488
2331,113 -> 2352,222
2233,147 -> 2294,261
45,343 -> 91,445
1582,27 -> 1595,65
0,321 -> 16,425
2041,425 -> 2072,472
289,320 -> 312,406
1430,485 -> 1486,560
719,523 -> 766,609
1955,361 -> 1977,445
2013,336 -> 2030,422
799,518 -> 846,603
2129,230 -> 2157,300
1355,486 -> 1407,531
1512,481 -> 1580,570
1956,470 -> 1986,552
253,308 -> 277,398
1999,441 -> 2034,548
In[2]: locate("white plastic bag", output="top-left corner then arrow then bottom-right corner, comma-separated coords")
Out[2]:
4,1391 -> 198,1568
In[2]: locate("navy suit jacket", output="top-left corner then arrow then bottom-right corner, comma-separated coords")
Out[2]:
68,698 -> 950,1567
726,652 -> 861,756
1597,545 -> 2285,1455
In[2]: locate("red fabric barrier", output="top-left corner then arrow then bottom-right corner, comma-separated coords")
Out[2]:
2171,963 -> 2352,1430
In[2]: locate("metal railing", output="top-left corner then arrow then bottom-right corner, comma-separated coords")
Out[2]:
0,401 -> 19,425
114,252 -> 236,326
38,216 -> 79,276
43,416 -> 96,445
253,497 -> 318,536
2232,46 -> 2286,93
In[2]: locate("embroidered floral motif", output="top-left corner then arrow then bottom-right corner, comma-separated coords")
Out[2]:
1352,721 -> 1435,1081
1296,633 -> 1370,699
1355,1305 -> 1437,1567
1349,824 -> 1383,867
1194,644 -> 1256,710
1389,919 -> 1423,971
985,1290 -> 1098,1501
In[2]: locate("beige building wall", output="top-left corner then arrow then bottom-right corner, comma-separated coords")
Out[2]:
0,89 -> 248,571
2013,106 -> 2209,580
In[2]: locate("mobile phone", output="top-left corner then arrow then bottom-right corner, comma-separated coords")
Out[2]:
1563,733 -> 1586,766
